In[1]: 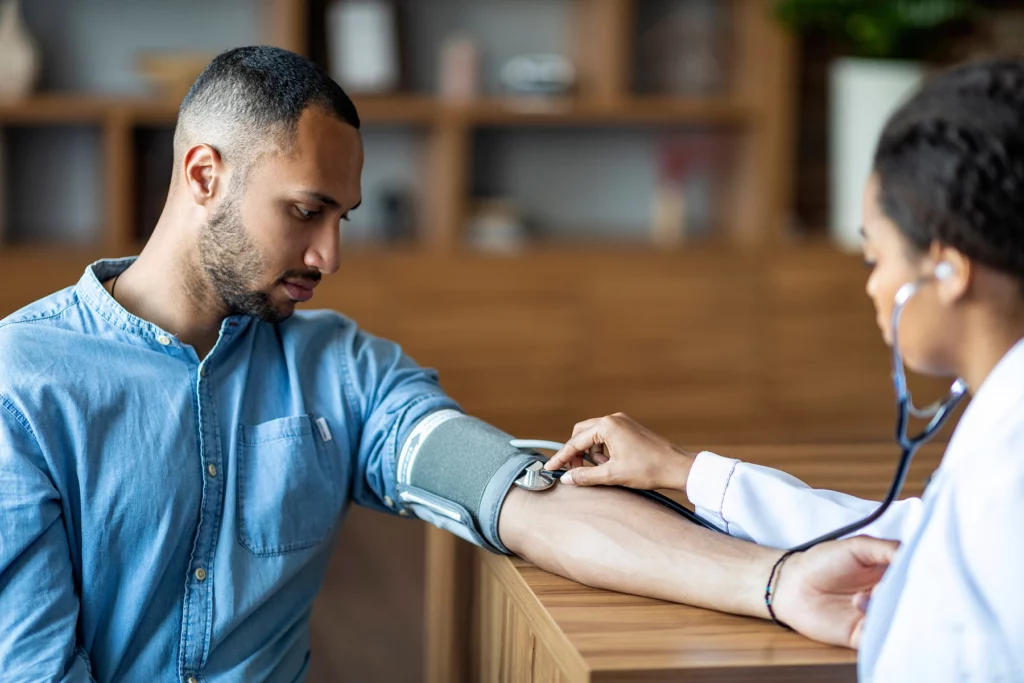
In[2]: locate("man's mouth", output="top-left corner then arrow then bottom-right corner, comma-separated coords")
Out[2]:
282,278 -> 318,302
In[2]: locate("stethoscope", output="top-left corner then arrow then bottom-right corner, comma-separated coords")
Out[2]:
789,264 -> 967,551
511,263 -> 969,550
510,440 -> 723,532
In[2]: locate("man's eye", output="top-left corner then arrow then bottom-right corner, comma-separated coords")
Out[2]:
296,207 -> 321,220
863,259 -> 877,271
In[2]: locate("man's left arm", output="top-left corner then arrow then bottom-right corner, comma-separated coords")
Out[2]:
348,330 -> 897,646
344,328 -> 458,516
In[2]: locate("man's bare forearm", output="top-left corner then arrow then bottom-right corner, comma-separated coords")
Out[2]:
498,483 -> 782,618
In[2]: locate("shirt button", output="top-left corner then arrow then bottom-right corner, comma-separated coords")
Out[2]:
194,567 -> 207,582
157,335 -> 172,346
187,677 -> 198,683
399,509 -> 411,517
201,366 -> 208,377
207,464 -> 217,477
384,496 -> 394,509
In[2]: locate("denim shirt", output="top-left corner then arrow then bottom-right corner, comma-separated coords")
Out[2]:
0,258 -> 458,682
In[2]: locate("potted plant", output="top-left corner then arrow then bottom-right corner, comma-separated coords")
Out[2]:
774,0 -> 973,250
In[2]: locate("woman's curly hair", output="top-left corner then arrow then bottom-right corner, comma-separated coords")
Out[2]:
874,58 -> 1024,288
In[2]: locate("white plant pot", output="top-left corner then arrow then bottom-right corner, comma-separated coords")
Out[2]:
829,58 -> 924,251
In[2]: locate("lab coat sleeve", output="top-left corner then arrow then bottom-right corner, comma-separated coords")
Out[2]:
954,454 -> 1024,679
686,451 -> 922,549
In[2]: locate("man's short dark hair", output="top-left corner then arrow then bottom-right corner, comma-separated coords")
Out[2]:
174,45 -> 361,178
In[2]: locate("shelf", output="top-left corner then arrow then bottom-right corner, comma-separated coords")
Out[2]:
0,94 -> 438,126
455,97 -> 752,126
0,94 -> 177,125
351,95 -> 442,125
357,96 -> 752,126
0,93 -> 753,128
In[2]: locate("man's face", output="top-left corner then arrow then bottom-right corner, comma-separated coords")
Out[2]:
197,107 -> 363,323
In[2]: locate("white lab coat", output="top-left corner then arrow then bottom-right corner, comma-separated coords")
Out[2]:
688,340 -> 1024,682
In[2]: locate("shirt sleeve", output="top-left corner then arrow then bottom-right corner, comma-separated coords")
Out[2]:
686,451 -> 922,548
339,328 -> 460,514
0,397 -> 94,682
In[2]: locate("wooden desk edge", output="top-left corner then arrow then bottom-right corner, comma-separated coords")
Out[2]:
479,549 -> 861,683
478,548 -> 592,681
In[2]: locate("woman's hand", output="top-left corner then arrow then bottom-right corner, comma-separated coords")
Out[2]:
773,535 -> 899,649
543,413 -> 696,491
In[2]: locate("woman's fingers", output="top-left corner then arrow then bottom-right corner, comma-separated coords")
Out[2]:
570,417 -> 601,438
847,535 -> 900,567
560,463 -> 614,486
545,424 -> 604,471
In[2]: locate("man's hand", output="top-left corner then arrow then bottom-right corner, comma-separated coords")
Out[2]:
543,413 -> 695,491
773,535 -> 899,649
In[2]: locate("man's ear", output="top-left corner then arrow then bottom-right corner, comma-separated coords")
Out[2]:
183,143 -> 225,207
929,243 -> 971,305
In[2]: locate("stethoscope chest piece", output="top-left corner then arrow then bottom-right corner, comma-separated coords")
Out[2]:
514,460 -> 557,491
510,439 -> 564,491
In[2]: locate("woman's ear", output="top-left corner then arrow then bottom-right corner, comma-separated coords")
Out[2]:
929,243 -> 970,304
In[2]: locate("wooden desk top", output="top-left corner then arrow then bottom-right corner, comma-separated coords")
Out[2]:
475,442 -> 948,682
484,551 -> 857,682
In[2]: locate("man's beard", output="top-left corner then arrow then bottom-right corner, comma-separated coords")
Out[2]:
196,197 -> 286,323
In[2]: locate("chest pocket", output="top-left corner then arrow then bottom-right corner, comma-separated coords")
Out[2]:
236,415 -> 344,556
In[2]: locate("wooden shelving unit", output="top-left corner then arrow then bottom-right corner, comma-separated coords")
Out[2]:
0,6 -> 797,683
0,0 -> 794,256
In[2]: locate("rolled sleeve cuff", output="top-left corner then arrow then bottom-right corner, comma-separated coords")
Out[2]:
685,451 -> 740,534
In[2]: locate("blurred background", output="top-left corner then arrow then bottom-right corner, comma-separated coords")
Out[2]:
0,0 -> 1020,680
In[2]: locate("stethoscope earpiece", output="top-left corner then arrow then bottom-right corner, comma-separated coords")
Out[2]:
934,261 -> 955,281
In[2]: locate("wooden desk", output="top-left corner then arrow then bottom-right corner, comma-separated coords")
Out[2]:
460,443 -> 949,683
477,551 -> 856,683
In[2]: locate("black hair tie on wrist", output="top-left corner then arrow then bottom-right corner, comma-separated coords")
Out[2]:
765,549 -> 801,630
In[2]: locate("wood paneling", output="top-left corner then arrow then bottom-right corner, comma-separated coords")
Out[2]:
307,506 -> 425,683
478,542 -> 585,683
0,246 -> 957,442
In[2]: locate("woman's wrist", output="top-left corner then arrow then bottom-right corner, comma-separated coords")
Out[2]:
666,446 -> 697,490
765,549 -> 799,628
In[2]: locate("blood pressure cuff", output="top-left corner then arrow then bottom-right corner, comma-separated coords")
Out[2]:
395,409 -> 544,555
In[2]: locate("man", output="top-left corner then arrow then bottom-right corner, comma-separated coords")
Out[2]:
0,47 -> 894,682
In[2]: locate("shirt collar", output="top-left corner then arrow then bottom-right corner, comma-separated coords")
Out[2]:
76,257 -> 251,347
943,336 -> 1024,471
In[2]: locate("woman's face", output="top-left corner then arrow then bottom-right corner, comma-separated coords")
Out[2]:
861,174 -> 953,376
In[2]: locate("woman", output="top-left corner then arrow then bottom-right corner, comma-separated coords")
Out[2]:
545,58 -> 1024,682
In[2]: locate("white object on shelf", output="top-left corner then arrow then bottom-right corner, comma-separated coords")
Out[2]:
829,58 -> 924,251
651,182 -> 686,248
500,54 -> 575,96
439,35 -> 478,102
326,0 -> 400,94
0,0 -> 40,102
466,199 -> 526,254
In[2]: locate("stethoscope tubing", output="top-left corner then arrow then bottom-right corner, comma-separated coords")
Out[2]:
515,276 -> 969,551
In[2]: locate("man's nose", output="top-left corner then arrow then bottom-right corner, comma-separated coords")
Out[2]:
305,221 -> 341,275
